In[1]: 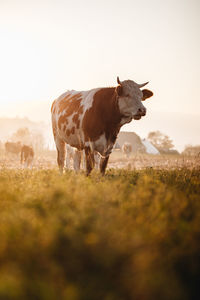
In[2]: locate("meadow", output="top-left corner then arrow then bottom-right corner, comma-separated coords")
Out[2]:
0,162 -> 200,300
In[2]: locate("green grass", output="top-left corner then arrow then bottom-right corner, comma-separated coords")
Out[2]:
0,168 -> 200,300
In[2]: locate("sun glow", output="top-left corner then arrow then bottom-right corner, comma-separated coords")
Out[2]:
0,0 -> 200,150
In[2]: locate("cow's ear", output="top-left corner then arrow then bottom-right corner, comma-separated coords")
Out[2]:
116,85 -> 123,96
142,89 -> 153,101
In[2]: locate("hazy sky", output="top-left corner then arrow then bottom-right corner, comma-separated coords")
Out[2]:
0,0 -> 200,149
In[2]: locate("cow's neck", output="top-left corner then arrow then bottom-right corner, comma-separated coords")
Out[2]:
99,88 -> 122,143
120,115 -> 132,126
83,87 -> 128,144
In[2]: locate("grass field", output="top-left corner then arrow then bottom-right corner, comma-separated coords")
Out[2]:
0,166 -> 200,300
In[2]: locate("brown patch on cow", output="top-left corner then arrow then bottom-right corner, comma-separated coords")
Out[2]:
84,146 -> 95,176
58,115 -> 68,130
71,127 -> 75,135
72,113 -> 79,124
65,126 -> 75,136
72,113 -> 81,128
66,129 -> 70,136
58,93 -> 82,115
82,88 -> 122,143
79,106 -> 83,114
57,93 -> 83,132
76,120 -> 80,129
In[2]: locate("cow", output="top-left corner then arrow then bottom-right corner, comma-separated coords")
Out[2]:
122,142 -> 132,158
5,141 -> 22,155
20,145 -> 34,168
51,77 -> 153,175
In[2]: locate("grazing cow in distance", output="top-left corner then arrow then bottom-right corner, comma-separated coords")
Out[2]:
51,77 -> 153,175
5,141 -> 22,155
21,145 -> 34,168
122,142 -> 132,158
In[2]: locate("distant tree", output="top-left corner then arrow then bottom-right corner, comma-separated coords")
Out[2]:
11,127 -> 45,152
32,131 -> 45,152
182,145 -> 200,156
11,127 -> 31,145
147,131 -> 174,152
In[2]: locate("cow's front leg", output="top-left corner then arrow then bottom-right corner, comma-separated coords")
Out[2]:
84,147 -> 94,176
66,150 -> 71,169
94,151 -> 101,169
100,155 -> 109,175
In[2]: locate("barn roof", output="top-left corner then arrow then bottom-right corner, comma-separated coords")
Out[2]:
116,131 -> 146,152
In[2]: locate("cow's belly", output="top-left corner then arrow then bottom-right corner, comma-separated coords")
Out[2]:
57,128 -> 113,156
86,133 -> 113,157
58,128 -> 84,150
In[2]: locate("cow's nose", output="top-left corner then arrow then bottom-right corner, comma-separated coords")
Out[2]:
138,108 -> 146,116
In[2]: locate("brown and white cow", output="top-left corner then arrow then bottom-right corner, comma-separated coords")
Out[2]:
51,77 -> 153,175
20,145 -> 34,168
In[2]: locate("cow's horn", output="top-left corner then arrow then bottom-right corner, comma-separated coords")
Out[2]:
117,76 -> 122,85
137,82 -> 149,88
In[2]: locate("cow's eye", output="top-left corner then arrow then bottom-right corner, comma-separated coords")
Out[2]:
126,94 -> 130,97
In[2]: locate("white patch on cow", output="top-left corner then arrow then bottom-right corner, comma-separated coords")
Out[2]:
66,113 -> 76,129
94,151 -> 101,169
81,88 -> 101,114
93,133 -> 109,156
57,90 -> 77,101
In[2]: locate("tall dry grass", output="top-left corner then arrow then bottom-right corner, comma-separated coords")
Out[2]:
0,168 -> 200,299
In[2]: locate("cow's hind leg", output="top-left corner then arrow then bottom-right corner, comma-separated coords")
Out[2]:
84,147 -> 94,176
94,151 -> 101,169
100,155 -> 109,175
55,137 -> 66,174
66,151 -> 71,169
73,150 -> 82,172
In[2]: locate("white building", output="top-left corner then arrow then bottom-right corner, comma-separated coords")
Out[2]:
142,139 -> 160,155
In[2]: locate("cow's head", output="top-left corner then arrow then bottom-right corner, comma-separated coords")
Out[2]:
116,77 -> 153,120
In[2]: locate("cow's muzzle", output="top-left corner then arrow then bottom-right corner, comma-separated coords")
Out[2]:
133,115 -> 142,120
133,108 -> 146,120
